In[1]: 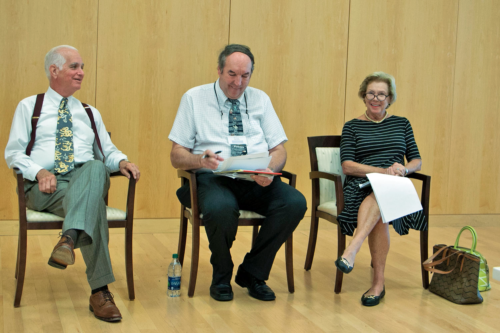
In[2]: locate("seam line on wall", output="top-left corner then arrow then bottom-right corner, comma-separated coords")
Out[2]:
228,0 -> 232,43
446,0 -> 461,212
95,0 -> 100,107
342,0 -> 352,126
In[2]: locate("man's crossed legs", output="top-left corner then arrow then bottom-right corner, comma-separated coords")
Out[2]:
25,160 -> 121,321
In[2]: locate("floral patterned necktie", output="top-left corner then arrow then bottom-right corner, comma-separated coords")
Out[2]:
54,98 -> 74,174
228,99 -> 247,156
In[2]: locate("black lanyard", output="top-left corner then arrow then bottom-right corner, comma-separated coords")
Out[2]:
213,81 -> 248,119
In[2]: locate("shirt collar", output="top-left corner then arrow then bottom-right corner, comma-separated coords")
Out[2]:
215,78 -> 246,106
45,86 -> 74,105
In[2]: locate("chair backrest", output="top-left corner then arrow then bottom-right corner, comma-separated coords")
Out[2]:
308,136 -> 345,205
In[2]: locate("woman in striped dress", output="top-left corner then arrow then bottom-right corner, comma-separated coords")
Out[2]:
335,72 -> 426,306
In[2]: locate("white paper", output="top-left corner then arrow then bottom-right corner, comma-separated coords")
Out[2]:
366,173 -> 423,223
216,172 -> 273,181
217,152 -> 271,172
222,151 -> 269,161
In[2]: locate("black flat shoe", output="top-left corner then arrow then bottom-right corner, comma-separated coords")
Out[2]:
361,287 -> 385,306
235,266 -> 276,301
210,283 -> 234,301
335,256 -> 354,274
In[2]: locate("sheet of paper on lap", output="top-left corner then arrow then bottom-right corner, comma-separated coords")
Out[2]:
366,173 -> 423,223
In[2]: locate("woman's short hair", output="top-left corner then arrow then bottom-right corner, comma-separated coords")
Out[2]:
358,72 -> 397,107
44,45 -> 78,80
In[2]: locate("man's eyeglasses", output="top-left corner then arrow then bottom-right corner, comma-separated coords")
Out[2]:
365,93 -> 389,102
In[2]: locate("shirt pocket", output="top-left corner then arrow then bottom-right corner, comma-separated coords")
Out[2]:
245,119 -> 264,137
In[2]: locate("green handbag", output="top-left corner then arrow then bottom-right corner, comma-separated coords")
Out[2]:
454,226 -> 491,292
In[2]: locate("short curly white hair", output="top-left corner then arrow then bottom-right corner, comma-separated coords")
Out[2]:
44,45 -> 78,80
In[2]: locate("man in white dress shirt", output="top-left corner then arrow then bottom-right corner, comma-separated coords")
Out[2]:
169,44 -> 307,302
5,45 -> 140,322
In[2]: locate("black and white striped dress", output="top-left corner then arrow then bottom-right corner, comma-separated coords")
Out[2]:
337,115 -> 427,236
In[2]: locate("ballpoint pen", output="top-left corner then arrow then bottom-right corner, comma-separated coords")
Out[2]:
203,150 -> 222,159
359,181 -> 371,189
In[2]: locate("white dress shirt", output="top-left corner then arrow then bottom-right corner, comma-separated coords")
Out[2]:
5,87 -> 127,181
169,79 -> 287,167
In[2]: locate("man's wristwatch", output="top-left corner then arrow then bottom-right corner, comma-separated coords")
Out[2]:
405,168 -> 409,176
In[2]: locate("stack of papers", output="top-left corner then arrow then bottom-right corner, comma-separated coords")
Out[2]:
213,152 -> 278,181
365,173 -> 423,223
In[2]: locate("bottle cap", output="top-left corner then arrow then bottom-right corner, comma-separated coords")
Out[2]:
172,253 -> 178,258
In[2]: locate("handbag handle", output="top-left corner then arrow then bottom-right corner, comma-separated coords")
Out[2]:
423,245 -> 463,274
454,225 -> 477,254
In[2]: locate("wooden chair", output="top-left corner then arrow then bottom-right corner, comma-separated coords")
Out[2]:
177,169 -> 296,297
304,135 -> 431,293
12,167 -> 137,307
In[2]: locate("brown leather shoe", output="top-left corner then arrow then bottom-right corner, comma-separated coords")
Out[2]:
48,235 -> 75,269
89,290 -> 122,322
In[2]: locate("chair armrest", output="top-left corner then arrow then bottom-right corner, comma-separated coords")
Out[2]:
177,169 -> 200,219
407,172 -> 431,219
13,168 -> 25,185
280,170 -> 297,188
109,172 -> 137,218
407,172 -> 430,183
13,168 -> 25,192
177,169 -> 197,183
309,171 -> 342,184
309,171 -> 345,213
13,168 -> 138,221
12,168 -> 28,223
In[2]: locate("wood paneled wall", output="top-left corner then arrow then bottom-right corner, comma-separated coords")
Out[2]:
229,0 -> 349,203
1,0 -> 499,219
95,0 -> 230,215
448,0 -> 500,214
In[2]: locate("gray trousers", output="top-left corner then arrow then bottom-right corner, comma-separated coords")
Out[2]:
24,160 -> 114,290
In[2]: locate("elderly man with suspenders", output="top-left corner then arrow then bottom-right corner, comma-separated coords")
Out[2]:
5,45 -> 140,322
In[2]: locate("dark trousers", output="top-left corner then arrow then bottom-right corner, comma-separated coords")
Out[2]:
177,172 -> 307,285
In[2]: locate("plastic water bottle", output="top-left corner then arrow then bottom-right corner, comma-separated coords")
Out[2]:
167,254 -> 182,297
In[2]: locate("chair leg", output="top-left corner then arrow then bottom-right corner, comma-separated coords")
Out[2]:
15,233 -> 21,279
334,225 -> 346,294
125,223 -> 135,300
178,209 -> 188,266
188,222 -> 200,297
304,213 -> 319,270
14,228 -> 28,307
252,225 -> 259,247
285,233 -> 294,293
420,229 -> 429,289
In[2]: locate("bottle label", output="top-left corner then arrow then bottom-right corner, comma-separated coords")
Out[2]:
168,276 -> 181,290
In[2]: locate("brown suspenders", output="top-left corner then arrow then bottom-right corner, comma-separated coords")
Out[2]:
25,94 -> 44,156
81,102 -> 105,162
25,93 -> 105,162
